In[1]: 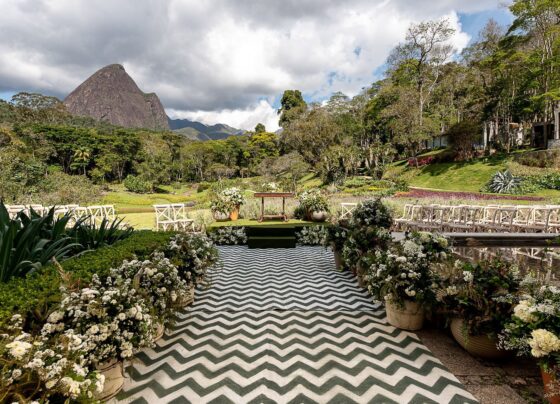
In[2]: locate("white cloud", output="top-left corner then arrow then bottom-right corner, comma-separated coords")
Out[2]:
0,0 -> 501,129
168,99 -> 280,132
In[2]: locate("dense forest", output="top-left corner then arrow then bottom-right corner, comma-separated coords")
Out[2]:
0,0 -> 558,204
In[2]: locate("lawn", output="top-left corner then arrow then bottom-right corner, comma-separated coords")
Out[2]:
404,156 -> 508,192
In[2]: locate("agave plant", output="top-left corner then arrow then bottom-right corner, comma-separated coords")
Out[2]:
69,216 -> 133,250
487,170 -> 521,194
0,203 -> 81,282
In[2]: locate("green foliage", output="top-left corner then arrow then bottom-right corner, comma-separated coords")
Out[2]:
0,205 -> 80,283
123,175 -> 153,193
296,190 -> 330,218
68,217 -> 134,251
0,231 -> 173,329
486,170 -> 522,193
446,120 -> 482,160
278,89 -> 307,127
436,258 -> 520,335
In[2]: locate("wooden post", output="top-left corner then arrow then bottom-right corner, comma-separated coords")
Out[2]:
282,197 -> 286,221
260,197 -> 264,222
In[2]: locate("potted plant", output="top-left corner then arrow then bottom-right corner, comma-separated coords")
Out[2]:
113,252 -> 192,342
210,198 -> 230,221
340,198 -> 393,281
297,190 -> 330,221
221,187 -> 245,221
41,275 -> 156,400
436,258 -> 520,359
324,224 -> 348,270
499,283 -> 560,403
365,232 -> 450,331
166,233 -> 220,289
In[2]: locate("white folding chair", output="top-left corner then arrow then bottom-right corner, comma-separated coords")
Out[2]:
153,205 -> 176,231
171,203 -> 195,232
340,202 -> 358,219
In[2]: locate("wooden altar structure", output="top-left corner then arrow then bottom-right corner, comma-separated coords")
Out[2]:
253,192 -> 294,222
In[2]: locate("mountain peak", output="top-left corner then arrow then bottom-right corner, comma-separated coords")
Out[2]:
64,64 -> 169,130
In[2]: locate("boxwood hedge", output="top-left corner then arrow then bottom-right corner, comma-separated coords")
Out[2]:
0,231 -> 174,331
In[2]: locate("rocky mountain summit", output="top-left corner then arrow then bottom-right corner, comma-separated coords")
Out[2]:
64,64 -> 169,130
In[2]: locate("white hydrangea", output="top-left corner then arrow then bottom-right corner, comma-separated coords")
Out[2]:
529,329 -> 560,358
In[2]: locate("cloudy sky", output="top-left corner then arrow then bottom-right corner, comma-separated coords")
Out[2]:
0,0 -> 512,131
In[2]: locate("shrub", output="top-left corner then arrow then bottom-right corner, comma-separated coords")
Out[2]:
37,171 -> 102,206
446,120 -> 481,160
124,175 -> 153,193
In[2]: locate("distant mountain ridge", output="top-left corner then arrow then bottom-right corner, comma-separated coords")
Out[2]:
64,64 -> 169,130
168,117 -> 245,141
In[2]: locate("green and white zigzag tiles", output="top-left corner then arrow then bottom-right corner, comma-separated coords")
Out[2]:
116,246 -> 477,404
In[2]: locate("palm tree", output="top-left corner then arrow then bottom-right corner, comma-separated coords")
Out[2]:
72,147 -> 91,175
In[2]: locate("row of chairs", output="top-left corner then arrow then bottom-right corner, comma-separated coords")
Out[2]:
5,204 -> 116,225
394,204 -> 560,233
153,204 -> 195,232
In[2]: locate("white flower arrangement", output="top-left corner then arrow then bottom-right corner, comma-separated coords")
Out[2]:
296,226 -> 327,246
41,273 -> 155,365
113,252 -> 192,322
1,315 -> 103,402
167,233 -> 220,285
365,232 -> 450,307
209,227 -> 248,245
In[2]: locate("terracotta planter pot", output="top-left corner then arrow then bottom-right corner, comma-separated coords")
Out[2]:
95,359 -> 124,401
541,367 -> 560,404
154,322 -> 165,342
311,211 -> 328,222
450,318 -> 509,360
230,206 -> 240,221
385,300 -> 424,331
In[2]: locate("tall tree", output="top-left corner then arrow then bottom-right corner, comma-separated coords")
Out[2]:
278,90 -> 307,128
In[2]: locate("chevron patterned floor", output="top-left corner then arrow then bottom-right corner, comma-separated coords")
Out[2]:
117,246 -> 477,404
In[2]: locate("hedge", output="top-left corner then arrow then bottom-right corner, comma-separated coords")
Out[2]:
0,231 -> 174,331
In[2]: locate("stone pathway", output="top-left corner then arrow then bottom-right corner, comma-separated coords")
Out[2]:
118,246 -> 476,403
